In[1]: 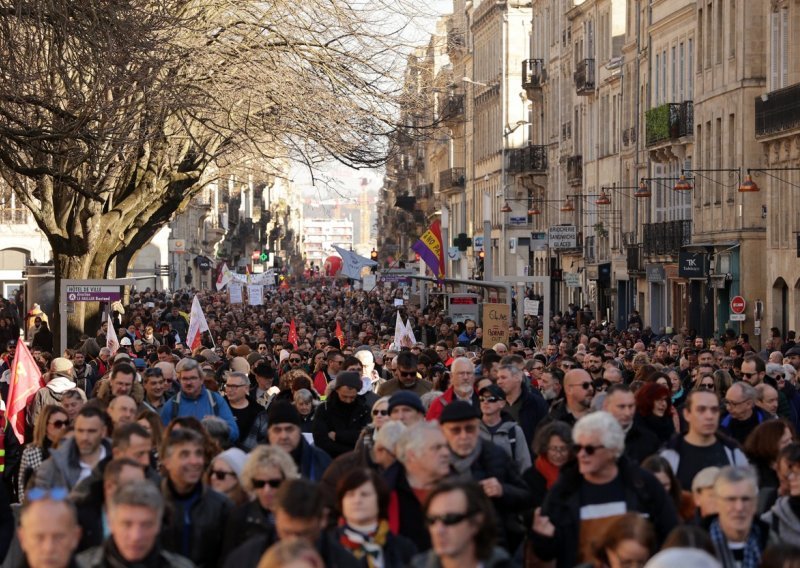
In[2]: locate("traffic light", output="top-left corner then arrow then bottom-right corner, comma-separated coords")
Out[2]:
477,250 -> 485,278
260,250 -> 270,263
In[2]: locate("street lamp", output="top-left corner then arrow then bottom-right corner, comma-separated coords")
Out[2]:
739,167 -> 800,192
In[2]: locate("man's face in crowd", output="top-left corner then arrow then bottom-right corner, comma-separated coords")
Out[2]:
564,370 -> 594,409
395,364 -> 418,387
694,337 -> 705,349
724,384 -> 754,421
114,434 -> 153,468
109,504 -> 161,563
427,489 -> 480,560
740,360 -> 763,386
143,373 -> 167,400
698,351 -> 714,367
162,442 -> 205,488
538,372 -> 560,401
408,429 -> 451,480
268,423 -> 302,453
715,479 -> 757,540
108,396 -> 137,427
757,386 -> 779,417
441,418 -> 480,458
584,354 -> 602,373
545,344 -> 556,357
684,391 -> 721,437
74,415 -> 106,457
328,354 -> 344,375
496,367 -> 521,396
655,344 -> 667,360
18,500 -> 81,568
73,353 -> 85,367
450,361 -> 475,397
604,391 -> 636,429
389,405 -> 423,426
111,372 -> 134,397
178,368 -> 203,398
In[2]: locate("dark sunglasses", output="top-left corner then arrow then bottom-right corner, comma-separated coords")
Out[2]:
573,443 -> 605,456
479,396 -> 502,403
289,358 -> 302,363
741,372 -> 758,378
48,420 -> 68,429
252,478 -> 283,489
425,511 -> 473,527
699,383 -> 715,390
398,370 -> 416,377
572,382 -> 593,390
209,470 -> 236,481
561,363 -> 575,369
372,409 -> 389,416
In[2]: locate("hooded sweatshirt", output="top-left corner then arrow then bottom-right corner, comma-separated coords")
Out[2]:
762,496 -> 800,546
29,374 -> 79,427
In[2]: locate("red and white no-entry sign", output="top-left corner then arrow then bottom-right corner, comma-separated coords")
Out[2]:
731,296 -> 746,314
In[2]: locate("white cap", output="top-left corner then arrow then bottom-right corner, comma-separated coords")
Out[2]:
120,337 -> 132,346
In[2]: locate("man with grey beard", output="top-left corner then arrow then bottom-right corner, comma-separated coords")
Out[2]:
538,368 -> 563,409
426,357 -> 479,421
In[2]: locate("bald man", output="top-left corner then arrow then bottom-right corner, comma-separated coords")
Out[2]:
108,395 -> 137,429
539,368 -> 595,429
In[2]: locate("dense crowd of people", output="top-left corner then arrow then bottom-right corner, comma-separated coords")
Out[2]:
0,282 -> 799,567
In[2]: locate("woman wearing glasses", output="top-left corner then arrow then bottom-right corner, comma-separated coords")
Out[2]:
222,445 -> 299,557
18,404 -> 69,500
522,421 -> 574,511
207,447 -> 249,506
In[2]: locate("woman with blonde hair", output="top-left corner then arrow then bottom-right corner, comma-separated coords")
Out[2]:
222,445 -> 299,556
257,539 -> 324,568
18,404 -> 68,499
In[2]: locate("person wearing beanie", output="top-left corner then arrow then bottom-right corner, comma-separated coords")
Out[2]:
267,402 -> 331,481
387,391 -> 426,426
439,401 -> 531,551
312,371 -> 370,458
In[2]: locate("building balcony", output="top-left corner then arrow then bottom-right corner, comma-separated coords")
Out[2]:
439,167 -> 466,192
646,101 -> 693,146
622,127 -> 637,147
755,83 -> 800,137
507,145 -> 548,174
446,23 -> 465,55
522,59 -> 545,97
416,183 -> 433,199
574,59 -> 595,95
439,95 -> 464,124
626,244 -> 644,274
643,220 -> 691,257
566,155 -> 583,185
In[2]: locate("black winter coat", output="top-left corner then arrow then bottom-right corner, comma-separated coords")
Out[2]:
223,530 -> 362,568
624,421 -> 663,464
512,385 -> 548,447
312,392 -> 371,458
221,500 -> 273,560
529,456 -> 679,568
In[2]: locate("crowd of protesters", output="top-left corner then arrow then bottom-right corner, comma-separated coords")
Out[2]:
0,282 -> 799,567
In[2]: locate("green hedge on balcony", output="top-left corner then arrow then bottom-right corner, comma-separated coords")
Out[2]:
646,104 -> 670,145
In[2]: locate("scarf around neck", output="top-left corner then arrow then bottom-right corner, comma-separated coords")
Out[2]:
535,455 -> 561,489
709,517 -> 762,568
339,519 -> 389,568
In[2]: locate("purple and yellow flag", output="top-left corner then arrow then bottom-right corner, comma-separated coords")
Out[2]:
411,220 -> 445,280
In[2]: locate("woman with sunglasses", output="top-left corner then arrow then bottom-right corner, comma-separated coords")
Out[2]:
207,447 -> 248,506
18,404 -> 69,499
222,445 -> 299,557
334,468 -> 417,568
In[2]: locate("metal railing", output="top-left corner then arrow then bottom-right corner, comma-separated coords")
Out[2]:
522,59 -> 545,90
574,59 -> 595,94
755,83 -> 800,136
507,145 -> 548,174
439,168 -> 466,190
646,101 -> 693,145
440,95 -> 464,122
626,245 -> 644,273
643,220 -> 692,257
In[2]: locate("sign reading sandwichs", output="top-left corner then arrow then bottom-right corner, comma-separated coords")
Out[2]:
548,225 -> 577,249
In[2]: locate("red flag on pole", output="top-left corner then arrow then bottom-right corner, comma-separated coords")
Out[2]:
186,296 -> 210,352
288,319 -> 299,350
7,341 -> 43,444
335,321 -> 346,348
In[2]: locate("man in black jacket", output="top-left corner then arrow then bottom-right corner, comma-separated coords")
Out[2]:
224,478 -> 359,568
312,372 -> 370,458
530,411 -> 678,567
603,384 -> 661,463
268,402 -> 332,481
495,362 -> 547,447
439,401 -> 531,551
159,428 -> 232,568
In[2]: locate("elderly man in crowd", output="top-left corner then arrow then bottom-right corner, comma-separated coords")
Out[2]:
427,357 -> 479,420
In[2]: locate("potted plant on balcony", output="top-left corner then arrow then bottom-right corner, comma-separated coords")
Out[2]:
594,222 -> 608,238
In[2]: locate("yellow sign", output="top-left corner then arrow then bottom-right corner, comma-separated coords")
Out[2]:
482,303 -> 510,349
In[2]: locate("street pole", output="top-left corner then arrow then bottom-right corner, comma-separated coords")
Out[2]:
441,206 -> 450,280
483,191 -> 492,281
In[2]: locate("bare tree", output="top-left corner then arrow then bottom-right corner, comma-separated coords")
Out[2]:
0,0 -> 432,342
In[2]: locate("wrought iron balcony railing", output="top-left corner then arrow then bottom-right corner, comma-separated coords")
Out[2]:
440,95 -> 465,123
439,168 -> 466,191
507,145 -> 548,174
643,220 -> 692,257
566,155 -> 583,185
646,101 -> 693,145
522,59 -> 545,91
574,59 -> 595,95
755,83 -> 800,137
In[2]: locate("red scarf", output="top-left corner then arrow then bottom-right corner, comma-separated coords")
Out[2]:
535,455 -> 560,489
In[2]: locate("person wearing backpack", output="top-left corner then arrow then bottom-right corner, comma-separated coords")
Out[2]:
478,384 -> 532,473
160,357 -> 239,443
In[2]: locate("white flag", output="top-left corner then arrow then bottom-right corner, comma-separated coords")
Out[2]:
215,263 -> 234,291
403,317 -> 417,346
332,245 -> 377,280
393,312 -> 416,348
106,312 -> 119,356
185,296 -> 210,352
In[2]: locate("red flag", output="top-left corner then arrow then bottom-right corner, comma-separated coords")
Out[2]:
186,296 -> 210,352
335,321 -> 346,348
288,319 -> 299,350
7,341 -> 43,444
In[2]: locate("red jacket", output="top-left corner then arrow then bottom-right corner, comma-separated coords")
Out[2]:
426,386 -> 479,421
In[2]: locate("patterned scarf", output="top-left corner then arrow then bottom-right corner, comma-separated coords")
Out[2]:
339,519 -> 390,568
709,517 -> 762,568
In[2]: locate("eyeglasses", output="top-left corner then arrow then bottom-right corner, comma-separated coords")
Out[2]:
532,366 -> 544,371
561,363 -> 575,369
569,382 -> 593,390
424,511 -> 473,527
699,383 -> 715,390
547,445 -> 569,454
289,358 -> 302,363
573,443 -> 605,455
398,370 -> 416,377
48,419 -> 68,429
444,423 -> 478,435
27,487 -> 68,502
479,396 -> 502,403
225,383 -> 248,389
252,478 -> 283,489
372,409 -> 389,416
741,372 -> 758,378
209,469 -> 237,481
724,399 -> 749,407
